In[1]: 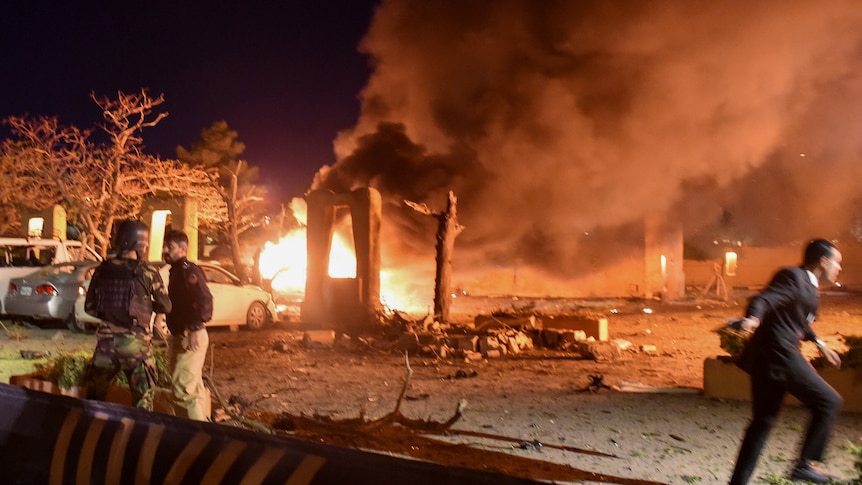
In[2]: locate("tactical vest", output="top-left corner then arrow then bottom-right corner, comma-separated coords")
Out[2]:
94,260 -> 153,330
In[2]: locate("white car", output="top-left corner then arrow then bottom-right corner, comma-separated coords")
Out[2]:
68,261 -> 278,331
164,262 -> 278,330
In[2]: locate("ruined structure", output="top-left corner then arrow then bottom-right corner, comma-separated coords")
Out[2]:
140,197 -> 199,262
302,188 -> 382,330
644,216 -> 684,301
21,205 -> 67,240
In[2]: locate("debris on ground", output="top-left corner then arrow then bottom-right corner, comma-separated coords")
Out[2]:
20,350 -> 50,359
581,374 -> 612,393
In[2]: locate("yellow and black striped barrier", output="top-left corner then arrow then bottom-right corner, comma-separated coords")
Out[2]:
0,383 -> 545,484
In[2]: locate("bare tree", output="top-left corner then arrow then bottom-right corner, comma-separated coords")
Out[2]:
0,90 -> 219,256
177,121 -> 267,281
1,115 -> 93,237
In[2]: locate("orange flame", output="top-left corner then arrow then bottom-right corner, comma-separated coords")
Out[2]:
260,227 -> 424,313
260,228 -> 356,291
261,197 -> 426,313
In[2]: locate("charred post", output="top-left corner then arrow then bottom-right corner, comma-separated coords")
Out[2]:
406,191 -> 464,323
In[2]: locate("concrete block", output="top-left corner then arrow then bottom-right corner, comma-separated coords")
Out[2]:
542,316 -> 608,341
450,335 -> 479,351
579,341 -> 621,361
303,330 -> 336,345
541,329 -> 561,348
700,358 -> 862,411
507,337 -> 520,354
613,339 -> 633,351
477,336 -> 500,353
559,331 -> 578,343
515,333 -> 534,350
464,350 -> 483,361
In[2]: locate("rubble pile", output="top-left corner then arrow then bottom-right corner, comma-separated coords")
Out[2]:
284,310 -> 659,363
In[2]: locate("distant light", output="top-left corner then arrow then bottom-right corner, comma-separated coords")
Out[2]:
610,308 -> 619,314
149,210 -> 171,262
28,217 -> 44,237
836,282 -> 842,288
725,251 -> 738,276
800,153 -> 806,157
584,232 -> 590,236
643,308 -> 653,314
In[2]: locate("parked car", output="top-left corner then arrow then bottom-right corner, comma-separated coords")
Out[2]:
4,261 -> 100,331
5,261 -> 278,332
165,262 -> 278,330
0,237 -> 102,314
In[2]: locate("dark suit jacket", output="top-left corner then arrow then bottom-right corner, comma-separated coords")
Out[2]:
737,266 -> 820,382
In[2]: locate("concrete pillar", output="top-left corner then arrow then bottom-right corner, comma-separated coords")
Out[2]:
21,205 -> 66,240
302,188 -> 382,331
139,197 -> 199,262
644,216 -> 685,301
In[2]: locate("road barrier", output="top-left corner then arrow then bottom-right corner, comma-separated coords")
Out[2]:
0,383 -> 543,484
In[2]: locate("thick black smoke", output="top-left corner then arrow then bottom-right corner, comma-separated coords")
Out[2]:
315,0 -> 862,275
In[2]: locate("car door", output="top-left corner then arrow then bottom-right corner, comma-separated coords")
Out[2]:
199,265 -> 244,326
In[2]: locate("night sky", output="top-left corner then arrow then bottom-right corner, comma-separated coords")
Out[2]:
5,1 -> 862,282
0,1 -> 379,203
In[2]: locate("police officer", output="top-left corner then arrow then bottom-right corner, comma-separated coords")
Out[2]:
163,230 -> 213,421
84,219 -> 171,410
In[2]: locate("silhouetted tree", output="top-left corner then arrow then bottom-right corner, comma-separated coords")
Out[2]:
0,90 -> 218,256
177,121 -> 267,281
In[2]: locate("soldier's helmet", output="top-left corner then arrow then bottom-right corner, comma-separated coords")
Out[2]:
114,220 -> 149,254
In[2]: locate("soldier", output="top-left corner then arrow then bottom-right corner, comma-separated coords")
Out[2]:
84,220 -> 171,410
162,230 -> 213,421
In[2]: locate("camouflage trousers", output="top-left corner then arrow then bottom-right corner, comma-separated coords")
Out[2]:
85,332 -> 157,410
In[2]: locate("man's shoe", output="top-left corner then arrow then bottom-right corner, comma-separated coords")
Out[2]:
790,463 -> 834,483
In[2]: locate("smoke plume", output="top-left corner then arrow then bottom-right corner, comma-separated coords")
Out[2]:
314,0 -> 862,276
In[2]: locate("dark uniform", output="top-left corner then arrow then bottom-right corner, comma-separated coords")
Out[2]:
166,257 -> 213,420
167,258 -> 213,334
84,258 -> 171,409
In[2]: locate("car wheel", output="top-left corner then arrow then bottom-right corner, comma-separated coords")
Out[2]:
246,301 -> 267,330
66,312 -> 87,333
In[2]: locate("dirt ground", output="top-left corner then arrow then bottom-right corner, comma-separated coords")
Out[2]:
4,290 -> 862,484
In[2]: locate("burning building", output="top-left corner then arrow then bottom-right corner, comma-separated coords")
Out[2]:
264,1 -> 862,311
301,188 -> 382,330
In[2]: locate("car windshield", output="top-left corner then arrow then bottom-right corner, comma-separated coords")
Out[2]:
201,266 -> 238,285
29,264 -> 82,282
0,245 -> 56,267
66,245 -> 100,262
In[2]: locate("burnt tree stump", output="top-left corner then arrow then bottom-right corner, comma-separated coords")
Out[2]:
405,191 -> 464,323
